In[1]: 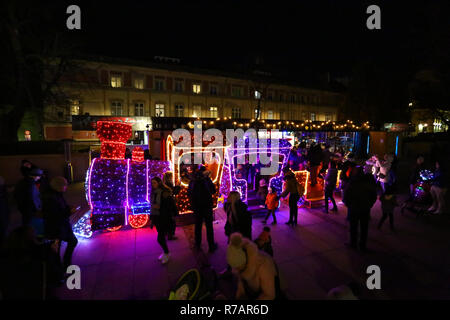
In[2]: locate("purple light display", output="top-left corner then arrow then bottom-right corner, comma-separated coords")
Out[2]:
226,138 -> 292,202
86,159 -> 170,231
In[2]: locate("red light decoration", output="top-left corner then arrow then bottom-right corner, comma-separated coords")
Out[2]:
97,121 -> 132,159
106,225 -> 122,232
128,214 -> 149,228
132,147 -> 145,162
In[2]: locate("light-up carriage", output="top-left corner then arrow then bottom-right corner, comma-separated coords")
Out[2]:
166,133 -> 230,214
73,121 -> 170,238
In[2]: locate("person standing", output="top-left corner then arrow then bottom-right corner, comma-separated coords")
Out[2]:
150,177 -> 171,264
343,167 -> 378,252
14,167 -> 43,227
42,176 -> 78,269
264,188 -> 279,224
163,171 -> 179,240
280,167 -> 300,226
378,185 -> 397,232
188,165 -> 218,252
224,191 -> 252,240
428,160 -> 447,214
323,161 -> 338,213
375,154 -> 394,193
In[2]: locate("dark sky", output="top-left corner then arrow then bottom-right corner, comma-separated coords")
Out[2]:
26,0 -> 450,76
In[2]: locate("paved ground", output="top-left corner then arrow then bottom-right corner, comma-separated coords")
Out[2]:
6,182 -> 450,300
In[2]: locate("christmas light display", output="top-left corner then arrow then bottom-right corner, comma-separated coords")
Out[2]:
96,121 -> 133,159
81,120 -> 170,233
226,138 -> 293,202
166,134 -> 230,213
73,211 -> 93,238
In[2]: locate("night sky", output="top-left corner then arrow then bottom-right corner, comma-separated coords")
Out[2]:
39,0 -> 445,77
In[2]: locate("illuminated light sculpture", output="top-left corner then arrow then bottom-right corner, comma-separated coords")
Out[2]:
84,120 -> 170,232
166,134 -> 230,213
226,138 -> 292,202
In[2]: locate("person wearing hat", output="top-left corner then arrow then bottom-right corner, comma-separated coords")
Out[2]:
14,166 -> 43,227
42,176 -> 78,269
280,167 -> 300,226
227,232 -> 279,300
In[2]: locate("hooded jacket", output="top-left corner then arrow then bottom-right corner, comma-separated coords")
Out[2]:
235,237 -> 278,300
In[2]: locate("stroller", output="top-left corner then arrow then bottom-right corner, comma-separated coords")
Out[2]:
401,169 -> 434,216
169,266 -> 218,300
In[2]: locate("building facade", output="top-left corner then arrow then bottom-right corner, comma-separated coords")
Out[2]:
43,57 -> 345,148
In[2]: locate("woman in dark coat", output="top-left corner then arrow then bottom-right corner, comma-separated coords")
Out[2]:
42,176 -> 78,269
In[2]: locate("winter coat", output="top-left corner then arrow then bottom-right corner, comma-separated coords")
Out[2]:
265,193 -> 279,210
280,171 -> 299,197
224,201 -> 252,239
151,187 -> 172,230
376,159 -> 392,183
324,168 -> 338,192
187,173 -> 216,211
343,174 -> 377,217
380,194 -> 397,213
14,178 -> 42,217
235,237 -> 278,300
42,188 -> 72,239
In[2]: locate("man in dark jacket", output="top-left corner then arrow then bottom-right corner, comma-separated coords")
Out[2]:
343,167 -> 377,252
281,167 -> 301,226
188,165 -> 218,252
14,167 -> 43,226
42,177 -> 78,269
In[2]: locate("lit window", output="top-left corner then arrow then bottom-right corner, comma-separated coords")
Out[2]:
210,85 -> 217,95
301,111 -> 307,120
175,104 -> 184,117
175,81 -> 183,92
135,102 -> 144,116
111,74 -> 122,88
254,90 -> 261,99
134,78 -> 144,89
193,84 -> 201,94
310,112 -> 316,121
232,107 -> 241,119
192,105 -> 202,117
325,113 -> 332,121
71,100 -> 81,115
155,104 -> 165,117
111,101 -> 123,116
209,106 -> 218,118
267,110 -> 274,119
155,79 -> 164,91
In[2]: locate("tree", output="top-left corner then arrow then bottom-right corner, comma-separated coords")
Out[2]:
0,0 -> 84,142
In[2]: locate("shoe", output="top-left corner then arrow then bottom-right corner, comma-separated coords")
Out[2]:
209,243 -> 218,253
158,253 -> 165,261
160,253 -> 170,264
331,207 -> 338,212
293,221 -> 298,226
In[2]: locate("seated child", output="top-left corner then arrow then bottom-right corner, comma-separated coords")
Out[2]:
264,188 -> 279,224
254,226 -> 273,257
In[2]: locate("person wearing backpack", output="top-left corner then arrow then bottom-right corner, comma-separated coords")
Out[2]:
188,165 -> 218,253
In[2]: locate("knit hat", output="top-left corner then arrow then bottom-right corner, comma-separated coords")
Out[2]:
50,176 -> 68,192
226,233 -> 247,269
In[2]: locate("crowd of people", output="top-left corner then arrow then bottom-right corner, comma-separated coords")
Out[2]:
0,145 -> 447,300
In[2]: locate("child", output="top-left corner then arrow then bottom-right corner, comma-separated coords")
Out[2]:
254,226 -> 274,256
378,185 -> 397,232
264,188 -> 278,224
